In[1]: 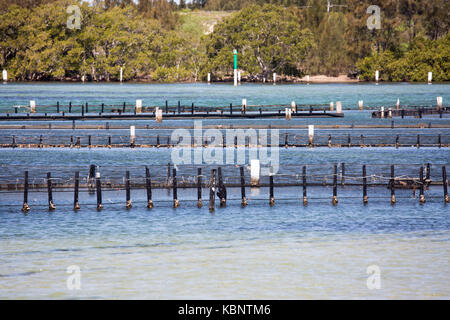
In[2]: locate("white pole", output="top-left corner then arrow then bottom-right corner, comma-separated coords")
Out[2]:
330,102 -> 334,111
155,107 -> 162,123
238,71 -> 241,83
120,67 -> 123,82
375,70 -> 379,84
207,73 -> 211,83
291,101 -> 296,112
358,100 -> 363,111
428,72 -> 432,85
437,96 -> 443,109
381,107 -> 385,118
396,98 -> 400,110
306,75 -> 310,84
336,101 -> 342,114
242,98 -> 247,113
308,125 -> 314,145
136,99 -> 142,114
234,69 -> 237,87
2,69 -> 7,82
285,108 -> 292,120
250,159 -> 260,187
130,126 -> 136,145
30,100 -> 36,113
388,108 -> 392,118
82,75 -> 85,83
273,73 -> 276,84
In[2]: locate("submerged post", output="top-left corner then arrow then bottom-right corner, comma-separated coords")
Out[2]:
302,166 -> 307,206
269,170 -> 275,207
74,171 -> 80,210
419,166 -> 425,204
332,165 -> 338,205
126,171 -> 132,209
47,172 -> 55,211
22,171 -> 30,213
240,166 -> 247,207
217,167 -> 227,207
197,168 -> 202,208
363,165 -> 368,204
390,165 -> 396,204
96,172 -> 102,211
341,163 -> 345,186
145,166 -> 153,209
443,166 -> 448,203
173,168 -> 179,208
209,169 -> 216,212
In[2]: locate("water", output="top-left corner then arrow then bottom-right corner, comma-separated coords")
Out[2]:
0,83 -> 449,299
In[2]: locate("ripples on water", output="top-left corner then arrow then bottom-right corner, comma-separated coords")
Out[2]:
0,83 -> 449,299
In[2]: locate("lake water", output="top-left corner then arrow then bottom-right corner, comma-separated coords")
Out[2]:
0,83 -> 449,299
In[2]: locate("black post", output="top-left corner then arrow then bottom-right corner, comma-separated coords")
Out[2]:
390,165 -> 395,204
146,166 -> 153,209
197,168 -> 202,208
96,172 -> 102,210
285,133 -> 288,148
341,163 -> 345,187
217,167 -> 226,207
417,135 -> 420,149
86,102 -> 89,113
191,103 -> 194,115
419,166 -> 425,204
269,171 -> 275,206
178,101 -> 180,114
156,135 -> 160,148
438,134 -> 441,149
74,171 -> 80,210
396,135 -> 399,149
328,134 -> 332,148
165,100 -> 168,114
363,165 -> 368,204
123,102 -> 126,113
22,171 -> 30,212
302,166 -> 307,205
209,169 -> 216,212
101,103 -> 104,113
240,166 -> 247,206
347,134 -> 351,148
56,101 -> 60,113
443,166 -> 448,203
47,172 -> 55,210
173,168 -> 179,208
69,101 -> 72,113
230,103 -> 233,115
126,171 -> 132,209
332,164 -> 338,205
81,104 -> 84,117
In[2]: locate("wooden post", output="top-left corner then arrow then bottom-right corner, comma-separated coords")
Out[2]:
302,166 -> 307,206
145,167 -> 153,209
47,172 -> 55,211
341,163 -> 345,186
240,166 -> 247,207
209,169 -> 216,212
417,135 -> 420,149
390,165 -> 396,204
330,102 -> 334,111
442,166 -> 448,203
126,171 -> 132,209
197,168 -> 202,208
74,171 -> 80,210
396,135 -> 399,149
22,171 -> 30,212
419,166 -> 425,204
332,165 -> 338,205
108,136 -> 111,148
96,172 -> 102,210
363,165 -> 368,204
88,135 -> 92,148
328,134 -> 332,148
81,104 -> 84,117
438,134 -> 441,149
136,100 -> 142,114
217,167 -> 227,207
173,168 -> 179,208
269,171 -> 275,206
156,135 -> 160,148
284,133 -> 288,148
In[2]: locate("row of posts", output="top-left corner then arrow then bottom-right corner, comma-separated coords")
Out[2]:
20,164 -> 449,213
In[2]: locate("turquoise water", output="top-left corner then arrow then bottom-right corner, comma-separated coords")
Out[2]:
0,83 -> 449,299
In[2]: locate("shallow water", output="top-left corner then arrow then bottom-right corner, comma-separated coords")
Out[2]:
0,83 -> 449,299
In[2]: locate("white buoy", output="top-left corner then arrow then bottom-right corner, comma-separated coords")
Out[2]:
155,107 -> 163,123
120,67 -> 123,82
250,159 -> 260,187
428,72 -> 432,85
130,126 -> 136,145
273,73 -> 276,84
330,102 -> 334,111
381,107 -> 385,118
291,101 -> 296,112
207,73 -> 211,83
285,108 -> 292,120
437,96 -> 443,109
358,100 -> 363,111
396,98 -> 400,109
375,70 -> 379,84
136,99 -> 142,114
336,101 -> 342,114
30,100 -> 36,113
308,125 -> 314,145
2,69 -> 7,82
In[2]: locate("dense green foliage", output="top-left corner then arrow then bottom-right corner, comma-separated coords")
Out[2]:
0,0 -> 448,82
